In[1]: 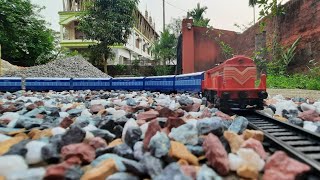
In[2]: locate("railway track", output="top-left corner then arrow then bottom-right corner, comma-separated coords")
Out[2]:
235,110 -> 320,178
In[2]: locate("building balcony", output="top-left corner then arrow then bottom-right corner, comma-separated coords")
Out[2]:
60,39 -> 96,48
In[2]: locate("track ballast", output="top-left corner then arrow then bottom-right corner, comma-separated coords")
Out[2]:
236,110 -> 320,177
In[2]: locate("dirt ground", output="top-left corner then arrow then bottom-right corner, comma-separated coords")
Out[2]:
267,89 -> 320,101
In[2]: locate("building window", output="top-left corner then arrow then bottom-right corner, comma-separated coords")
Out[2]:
135,38 -> 140,49
143,44 -> 147,52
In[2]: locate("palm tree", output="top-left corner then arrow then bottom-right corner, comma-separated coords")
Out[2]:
187,3 -> 210,27
249,0 -> 258,24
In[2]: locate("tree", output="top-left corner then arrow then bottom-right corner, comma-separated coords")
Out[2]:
167,18 -> 182,38
187,3 -> 210,27
0,0 -> 55,66
78,0 -> 139,73
152,29 -> 177,65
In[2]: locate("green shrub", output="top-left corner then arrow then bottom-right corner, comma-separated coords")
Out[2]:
154,65 -> 174,76
267,74 -> 320,90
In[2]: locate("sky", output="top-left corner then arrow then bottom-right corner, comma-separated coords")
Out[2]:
31,0 -> 290,33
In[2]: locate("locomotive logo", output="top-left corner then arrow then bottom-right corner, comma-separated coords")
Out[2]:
223,67 -> 256,85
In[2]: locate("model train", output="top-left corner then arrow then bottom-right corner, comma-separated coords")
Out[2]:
0,56 -> 267,110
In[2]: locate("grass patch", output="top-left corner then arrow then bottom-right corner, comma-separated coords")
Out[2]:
267,74 -> 320,90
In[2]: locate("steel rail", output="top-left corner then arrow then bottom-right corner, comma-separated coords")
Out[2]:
236,110 -> 320,175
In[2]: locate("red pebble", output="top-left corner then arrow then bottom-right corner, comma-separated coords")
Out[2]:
88,137 -> 107,149
203,133 -> 229,176
61,143 -> 96,164
241,138 -> 267,159
263,151 -> 310,180
137,109 -> 159,122
143,119 -> 161,150
59,117 -> 73,128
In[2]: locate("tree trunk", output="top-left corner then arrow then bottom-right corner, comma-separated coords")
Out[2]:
102,53 -> 108,74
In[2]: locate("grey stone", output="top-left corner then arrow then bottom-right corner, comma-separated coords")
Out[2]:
122,158 -> 146,176
169,124 -> 198,145
141,153 -> 164,179
113,143 -> 134,159
65,165 -> 84,180
41,144 -> 61,164
61,125 -> 86,146
67,108 -> 83,116
126,98 -> 137,106
124,127 -> 142,148
15,117 -> 43,129
107,172 -> 139,180
288,117 -> 304,127
154,163 -> 192,180
178,96 -> 193,106
149,132 -> 171,158
228,116 -> 249,134
133,141 -> 144,161
4,140 -> 30,156
196,164 -> 222,180
186,145 -> 205,156
91,153 -> 126,171
197,117 -> 223,136
24,108 -> 46,117
91,129 -> 116,143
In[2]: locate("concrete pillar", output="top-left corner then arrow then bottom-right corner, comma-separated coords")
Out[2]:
181,19 -> 195,74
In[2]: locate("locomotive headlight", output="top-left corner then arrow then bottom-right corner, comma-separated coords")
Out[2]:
222,92 -> 230,100
258,91 -> 268,99
239,91 -> 248,99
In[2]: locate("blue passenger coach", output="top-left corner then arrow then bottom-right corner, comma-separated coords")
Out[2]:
175,72 -> 205,93
0,77 -> 22,91
144,75 -> 175,92
25,78 -> 71,91
111,77 -> 145,91
72,78 -> 111,90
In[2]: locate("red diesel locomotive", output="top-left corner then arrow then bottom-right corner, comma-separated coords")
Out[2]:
201,56 -> 268,110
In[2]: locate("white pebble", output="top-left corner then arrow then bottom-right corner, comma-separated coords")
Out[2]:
189,112 -> 202,118
81,109 -> 92,116
303,121 -> 318,132
51,127 -> 66,136
61,103 -> 73,112
6,167 -> 46,180
90,99 -> 108,106
59,112 -> 69,118
113,110 -> 126,119
0,155 -> 28,176
122,118 -> 139,142
83,124 -> 98,131
25,141 -> 47,165
301,103 -> 316,112
0,112 -> 20,128
228,153 -> 244,171
140,122 -> 149,139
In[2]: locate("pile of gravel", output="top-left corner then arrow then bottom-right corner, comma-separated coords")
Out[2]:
3,56 -> 111,78
0,59 -> 23,75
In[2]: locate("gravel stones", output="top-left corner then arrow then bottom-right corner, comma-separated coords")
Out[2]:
124,127 -> 142,148
0,90 -> 314,179
0,155 -> 28,176
203,133 -> 229,175
149,132 -> 170,158
4,56 -> 111,78
169,123 -> 198,145
263,151 -> 310,180
61,125 -> 86,146
228,116 -> 249,134
197,117 -> 223,136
